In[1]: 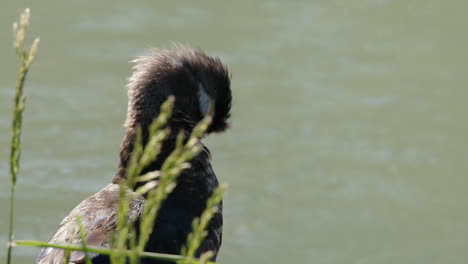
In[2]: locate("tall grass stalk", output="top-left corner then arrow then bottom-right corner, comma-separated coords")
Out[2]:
136,115 -> 214,253
181,184 -> 227,262
7,8 -> 39,264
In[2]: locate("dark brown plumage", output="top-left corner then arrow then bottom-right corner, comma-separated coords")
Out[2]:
37,45 -> 231,264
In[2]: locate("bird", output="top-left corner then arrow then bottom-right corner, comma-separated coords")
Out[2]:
36,45 -> 232,264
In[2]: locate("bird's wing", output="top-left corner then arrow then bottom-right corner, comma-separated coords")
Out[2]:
36,183 -> 145,264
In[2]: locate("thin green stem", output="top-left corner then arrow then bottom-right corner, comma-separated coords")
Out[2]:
13,240 -> 217,264
6,184 -> 16,264
7,8 -> 39,264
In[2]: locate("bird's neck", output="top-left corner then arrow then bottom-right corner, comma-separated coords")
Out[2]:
112,120 -> 194,186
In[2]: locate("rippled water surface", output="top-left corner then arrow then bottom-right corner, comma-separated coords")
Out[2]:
1,1 -> 468,263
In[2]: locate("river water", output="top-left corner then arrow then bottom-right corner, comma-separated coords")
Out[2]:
1,1 -> 468,263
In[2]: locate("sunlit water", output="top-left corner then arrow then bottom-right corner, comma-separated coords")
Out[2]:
1,1 -> 468,263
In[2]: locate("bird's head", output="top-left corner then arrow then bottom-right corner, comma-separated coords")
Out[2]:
125,45 -> 232,134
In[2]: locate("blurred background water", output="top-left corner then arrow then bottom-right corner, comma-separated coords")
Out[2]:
1,1 -> 468,263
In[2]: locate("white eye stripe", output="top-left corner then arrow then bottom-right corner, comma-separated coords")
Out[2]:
198,83 -> 212,116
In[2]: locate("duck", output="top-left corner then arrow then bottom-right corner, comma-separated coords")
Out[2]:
36,45 -> 232,264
